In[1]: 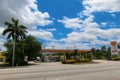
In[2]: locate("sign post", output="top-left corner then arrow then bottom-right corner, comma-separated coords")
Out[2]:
111,41 -> 118,58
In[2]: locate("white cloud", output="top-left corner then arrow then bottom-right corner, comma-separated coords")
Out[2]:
0,0 -> 54,51
83,0 -> 120,13
58,17 -> 83,29
28,30 -> 53,40
45,41 -> 92,50
57,0 -> 120,49
86,27 -> 120,39
46,28 -> 57,32
0,38 -> 7,51
0,27 -> 6,51
44,0 -> 120,49
0,27 -> 5,35
111,14 -> 116,17
1,0 -> 120,50
101,22 -> 107,26
61,32 -> 96,43
0,0 -> 53,29
60,27 -> 120,49
58,14 -> 120,49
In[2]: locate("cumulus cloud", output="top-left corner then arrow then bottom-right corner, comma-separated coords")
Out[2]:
46,28 -> 57,32
83,0 -> 120,13
101,22 -> 107,26
58,17 -> 83,29
57,0 -> 120,49
61,32 -> 96,46
0,27 -> 5,35
0,0 -> 53,28
45,41 -> 92,50
0,0 -> 54,51
28,29 -> 53,40
0,38 -> 6,51
0,27 -> 6,51
1,0 -> 120,50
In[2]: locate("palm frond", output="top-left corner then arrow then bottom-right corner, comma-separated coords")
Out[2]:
11,18 -> 16,23
4,22 -> 13,28
2,29 -> 13,35
7,32 -> 14,39
3,18 -> 28,41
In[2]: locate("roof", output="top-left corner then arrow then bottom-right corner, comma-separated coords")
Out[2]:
40,49 -> 91,53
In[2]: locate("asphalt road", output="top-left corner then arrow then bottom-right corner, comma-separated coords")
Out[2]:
1,60 -> 120,80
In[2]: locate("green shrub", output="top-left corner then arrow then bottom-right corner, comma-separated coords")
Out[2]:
79,58 -> 89,62
62,59 -> 77,64
62,58 -> 92,64
112,57 -> 120,61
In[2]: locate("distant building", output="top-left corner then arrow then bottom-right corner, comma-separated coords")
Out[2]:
0,52 -> 6,63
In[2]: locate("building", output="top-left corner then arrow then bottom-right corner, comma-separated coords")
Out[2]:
40,49 -> 91,61
0,52 -> 6,63
41,49 -> 91,53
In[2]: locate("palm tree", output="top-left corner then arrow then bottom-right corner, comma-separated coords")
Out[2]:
2,18 -> 27,66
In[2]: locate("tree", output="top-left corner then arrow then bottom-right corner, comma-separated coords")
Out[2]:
2,18 -> 27,66
101,46 -> 107,59
95,49 -> 103,59
101,46 -> 107,53
4,40 -> 27,66
24,35 -> 42,61
4,35 -> 42,65
106,47 -> 111,60
91,48 -> 96,59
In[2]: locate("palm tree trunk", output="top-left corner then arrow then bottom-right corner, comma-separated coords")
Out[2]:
12,36 -> 16,66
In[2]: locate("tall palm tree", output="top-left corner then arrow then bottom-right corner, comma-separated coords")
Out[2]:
2,18 -> 27,66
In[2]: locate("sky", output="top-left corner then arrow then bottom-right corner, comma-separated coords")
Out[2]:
0,0 -> 120,51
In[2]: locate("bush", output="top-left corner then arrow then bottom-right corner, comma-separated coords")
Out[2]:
79,58 -> 90,62
62,59 -> 77,64
112,57 -> 120,61
62,57 -> 92,64
112,55 -> 120,61
8,59 -> 28,66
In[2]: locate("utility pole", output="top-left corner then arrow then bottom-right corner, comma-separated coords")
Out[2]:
52,46 -> 54,50
74,45 -> 76,50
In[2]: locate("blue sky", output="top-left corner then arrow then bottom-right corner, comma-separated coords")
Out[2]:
0,0 -> 120,51
37,0 -> 83,18
36,0 -> 83,39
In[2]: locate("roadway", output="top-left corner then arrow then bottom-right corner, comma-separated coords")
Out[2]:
1,60 -> 120,80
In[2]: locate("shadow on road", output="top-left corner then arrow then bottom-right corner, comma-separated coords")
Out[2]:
0,63 -> 39,69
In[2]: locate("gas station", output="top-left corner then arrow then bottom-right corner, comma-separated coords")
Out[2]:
40,49 -> 91,62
